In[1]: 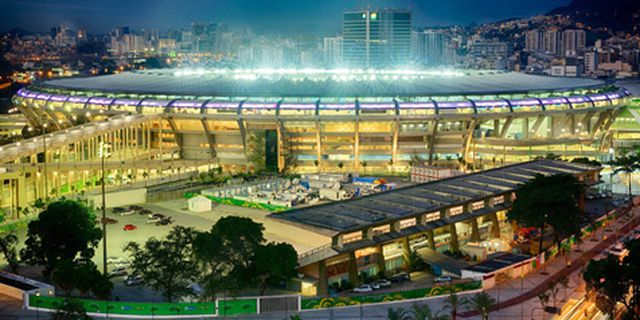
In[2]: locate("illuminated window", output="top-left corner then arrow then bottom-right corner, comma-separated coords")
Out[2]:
424,211 -> 440,222
370,12 -> 378,20
471,201 -> 485,211
342,231 -> 363,244
493,195 -> 505,205
371,225 -> 391,236
449,206 -> 464,217
399,218 -> 416,229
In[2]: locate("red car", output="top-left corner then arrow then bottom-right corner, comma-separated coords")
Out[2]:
123,224 -> 137,231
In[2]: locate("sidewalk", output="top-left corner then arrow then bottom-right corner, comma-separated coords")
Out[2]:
460,205 -> 640,319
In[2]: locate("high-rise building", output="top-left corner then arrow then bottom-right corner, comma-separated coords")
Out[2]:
525,30 -> 543,53
343,8 -> 412,67
562,29 -> 586,57
323,36 -> 343,66
584,51 -> 598,74
543,30 -> 562,56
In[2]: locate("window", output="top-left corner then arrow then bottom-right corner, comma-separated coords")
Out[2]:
493,195 -> 505,205
424,211 -> 440,223
342,231 -> 363,244
471,201 -> 485,211
371,225 -> 391,236
449,206 -> 464,217
399,218 -> 416,229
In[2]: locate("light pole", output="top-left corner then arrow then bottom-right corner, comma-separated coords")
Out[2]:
98,142 -> 111,275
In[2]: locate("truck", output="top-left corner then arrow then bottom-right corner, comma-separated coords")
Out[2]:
319,188 -> 350,201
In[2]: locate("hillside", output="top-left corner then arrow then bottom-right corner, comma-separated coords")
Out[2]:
549,0 -> 640,33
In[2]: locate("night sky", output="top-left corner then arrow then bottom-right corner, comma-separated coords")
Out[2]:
0,0 -> 571,34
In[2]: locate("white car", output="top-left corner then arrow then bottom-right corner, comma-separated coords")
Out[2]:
124,275 -> 143,286
608,244 -> 629,258
106,256 -> 128,265
353,284 -> 373,293
435,276 -> 453,283
108,267 -> 128,277
371,279 -> 392,289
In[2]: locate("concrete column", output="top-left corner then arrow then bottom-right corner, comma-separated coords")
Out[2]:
449,223 -> 460,252
426,230 -> 436,250
401,237 -> 411,270
348,252 -> 360,286
490,212 -> 501,239
470,218 -> 481,242
376,245 -> 386,275
318,260 -> 328,296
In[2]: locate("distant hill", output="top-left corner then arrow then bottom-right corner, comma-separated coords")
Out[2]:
549,0 -> 640,33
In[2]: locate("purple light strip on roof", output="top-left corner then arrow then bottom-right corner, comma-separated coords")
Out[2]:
242,103 -> 276,109
36,93 -> 52,100
438,101 -> 472,109
280,103 -> 316,109
589,94 -> 608,101
568,97 -> 587,103
606,93 -> 620,99
17,88 -> 28,97
172,100 -> 204,108
320,103 -> 354,109
141,100 -> 168,107
88,97 -> 114,105
541,98 -> 566,105
474,100 -> 509,107
205,102 -> 239,109
399,103 -> 436,109
68,96 -> 89,103
360,103 -> 395,109
26,92 -> 40,99
113,99 -> 140,106
511,99 -> 540,106
49,95 -> 68,102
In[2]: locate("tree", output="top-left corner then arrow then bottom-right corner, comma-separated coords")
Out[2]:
337,162 -> 344,173
443,291 -> 468,320
609,154 -> 640,199
468,291 -> 496,320
193,217 -> 265,299
360,161 -> 368,175
410,303 -> 447,320
387,307 -> 411,320
0,232 -> 19,273
52,259 -> 113,299
125,226 -> 198,302
313,160 -> 320,173
583,240 -> 640,320
253,242 -> 298,295
20,200 -> 102,276
507,173 -> 585,254
571,157 -> 602,167
51,299 -> 92,320
247,131 -> 266,172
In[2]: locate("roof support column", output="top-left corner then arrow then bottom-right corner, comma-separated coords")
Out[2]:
348,252 -> 360,286
391,120 -> 399,170
376,244 -> 386,275
449,223 -> 460,252
428,120 -> 439,165
426,229 -> 436,250
401,237 -> 411,271
315,121 -> 322,171
490,212 -> 501,239
470,217 -> 480,242
354,120 -> 360,172
317,260 -> 328,297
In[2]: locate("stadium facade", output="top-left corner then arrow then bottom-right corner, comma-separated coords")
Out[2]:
11,69 -> 632,176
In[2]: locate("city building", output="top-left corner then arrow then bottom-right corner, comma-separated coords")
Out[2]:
543,30 -> 562,56
342,9 -> 412,67
562,29 -> 586,57
412,30 -> 448,66
323,36 -> 343,66
525,30 -> 543,53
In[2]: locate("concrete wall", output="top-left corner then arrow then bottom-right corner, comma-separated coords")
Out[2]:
87,188 -> 147,209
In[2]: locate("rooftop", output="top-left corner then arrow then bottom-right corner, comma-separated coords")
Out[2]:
270,160 -> 599,234
37,69 -> 605,98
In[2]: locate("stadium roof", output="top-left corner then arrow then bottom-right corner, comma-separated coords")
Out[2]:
38,69 -> 606,98
270,160 -> 600,234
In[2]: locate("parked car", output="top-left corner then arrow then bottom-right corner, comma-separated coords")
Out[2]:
139,209 -> 153,215
107,256 -> 127,265
608,244 -> 629,258
124,275 -> 143,286
353,284 -> 373,293
156,217 -> 173,226
123,224 -> 137,231
434,276 -> 453,283
389,272 -> 411,283
128,205 -> 144,212
101,217 -> 118,225
108,267 -> 127,277
114,207 -> 135,216
148,213 -> 165,219
371,279 -> 392,289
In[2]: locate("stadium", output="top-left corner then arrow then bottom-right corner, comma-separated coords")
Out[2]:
12,68 -> 632,175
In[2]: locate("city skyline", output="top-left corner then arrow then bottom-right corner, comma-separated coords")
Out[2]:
0,0 -> 570,35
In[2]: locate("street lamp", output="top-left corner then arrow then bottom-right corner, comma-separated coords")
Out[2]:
98,142 -> 111,275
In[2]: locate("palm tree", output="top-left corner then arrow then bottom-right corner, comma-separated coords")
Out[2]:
387,159 -> 395,175
609,154 -> 640,200
387,307 -> 411,320
468,292 -> 496,320
410,303 -> 447,320
337,162 -> 344,173
443,291 -> 468,320
313,160 -> 320,173
360,161 -> 368,175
